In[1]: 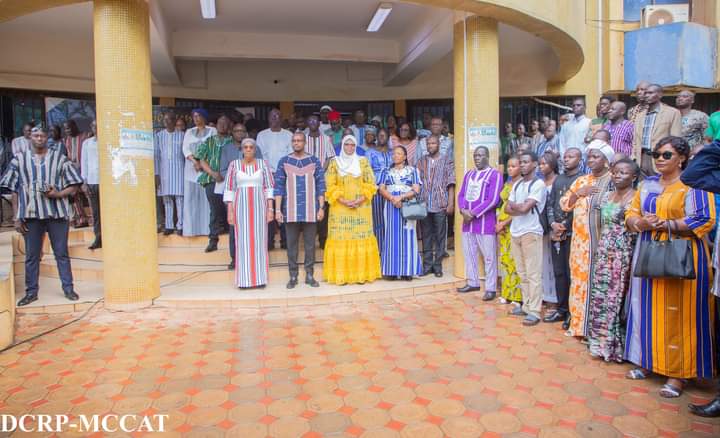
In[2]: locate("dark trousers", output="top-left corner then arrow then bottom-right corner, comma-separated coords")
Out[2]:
156,195 -> 165,230
269,221 -> 286,249
24,218 -> 73,297
550,237 -> 572,313
317,202 -> 329,248
229,225 -> 235,262
285,222 -> 317,277
204,184 -> 227,242
87,184 -> 101,243
421,212 -> 447,273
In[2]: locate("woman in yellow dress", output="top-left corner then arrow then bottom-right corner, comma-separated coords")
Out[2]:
496,156 -> 522,304
324,135 -> 382,285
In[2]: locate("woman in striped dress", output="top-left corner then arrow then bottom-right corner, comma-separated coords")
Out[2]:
224,138 -> 275,288
182,109 -> 215,236
367,128 -> 393,251
378,145 -> 423,280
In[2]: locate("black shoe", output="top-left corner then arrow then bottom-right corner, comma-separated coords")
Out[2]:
287,276 -> 298,289
88,240 -> 102,250
420,269 -> 432,277
64,290 -> 79,301
457,285 -> 481,293
383,275 -> 396,281
176,229 -> 183,236
17,294 -> 38,306
689,396 -> 720,418
482,291 -> 496,301
163,229 -> 174,236
280,243 -> 287,249
205,241 -> 218,253
305,274 -> 319,288
562,314 -> 571,330
543,310 -> 567,323
401,276 -> 412,281
227,261 -> 234,270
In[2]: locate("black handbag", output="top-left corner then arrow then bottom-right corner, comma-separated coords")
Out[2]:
632,221 -> 696,280
401,197 -> 428,221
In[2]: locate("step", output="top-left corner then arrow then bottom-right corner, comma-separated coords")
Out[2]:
15,254 -> 454,285
14,260 -> 463,313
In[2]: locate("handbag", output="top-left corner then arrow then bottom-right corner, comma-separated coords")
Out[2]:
401,197 -> 428,221
632,221 -> 696,279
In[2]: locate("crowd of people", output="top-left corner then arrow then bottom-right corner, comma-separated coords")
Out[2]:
3,85 -> 720,415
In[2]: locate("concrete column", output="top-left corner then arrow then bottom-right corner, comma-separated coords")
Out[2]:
93,0 -> 159,309
453,16 -> 500,279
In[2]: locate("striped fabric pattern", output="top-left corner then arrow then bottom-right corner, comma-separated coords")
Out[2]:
154,129 -> 185,196
305,134 -> 336,167
224,159 -> 275,288
274,155 -> 325,223
379,166 -> 423,277
603,120 -> 634,157
0,148 -> 83,220
624,178 -> 716,378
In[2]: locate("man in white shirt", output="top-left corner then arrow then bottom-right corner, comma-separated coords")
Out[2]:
256,108 -> 293,249
11,123 -> 33,156
80,120 -> 101,250
559,98 -> 591,157
505,150 -> 547,326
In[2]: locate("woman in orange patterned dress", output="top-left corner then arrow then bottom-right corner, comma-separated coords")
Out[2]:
559,141 -> 614,337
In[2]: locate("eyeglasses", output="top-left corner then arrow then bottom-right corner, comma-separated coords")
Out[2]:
651,151 -> 675,160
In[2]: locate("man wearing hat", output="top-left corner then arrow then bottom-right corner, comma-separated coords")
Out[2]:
325,111 -> 344,153
319,105 -> 333,133
1,125 -> 83,306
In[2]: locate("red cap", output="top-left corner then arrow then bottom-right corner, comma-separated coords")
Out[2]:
328,111 -> 341,121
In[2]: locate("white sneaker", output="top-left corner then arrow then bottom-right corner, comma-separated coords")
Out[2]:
498,297 -> 509,304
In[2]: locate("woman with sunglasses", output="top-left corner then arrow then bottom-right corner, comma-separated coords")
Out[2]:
223,138 -> 275,289
625,136 -> 716,398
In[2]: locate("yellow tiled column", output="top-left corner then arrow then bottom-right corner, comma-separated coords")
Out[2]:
453,16 -> 500,279
93,0 -> 159,309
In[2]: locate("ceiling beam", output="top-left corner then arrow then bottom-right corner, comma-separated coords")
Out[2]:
383,9 -> 454,86
172,30 -> 399,64
149,0 -> 181,85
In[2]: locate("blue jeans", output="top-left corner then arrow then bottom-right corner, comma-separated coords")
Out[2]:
24,218 -> 74,297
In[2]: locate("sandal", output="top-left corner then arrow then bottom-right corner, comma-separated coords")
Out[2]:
659,383 -> 683,398
625,368 -> 650,380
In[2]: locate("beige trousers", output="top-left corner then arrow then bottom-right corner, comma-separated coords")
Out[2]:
510,232 -> 544,318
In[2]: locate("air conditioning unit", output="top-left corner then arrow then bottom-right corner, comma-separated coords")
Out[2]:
641,4 -> 690,28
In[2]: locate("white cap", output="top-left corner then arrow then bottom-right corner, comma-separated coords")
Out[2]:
320,105 -> 333,112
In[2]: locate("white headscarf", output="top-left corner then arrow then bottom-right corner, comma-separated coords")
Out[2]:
336,135 -> 362,177
586,139 -> 614,164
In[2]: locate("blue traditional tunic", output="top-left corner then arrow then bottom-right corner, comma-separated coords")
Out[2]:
274,154 -> 326,223
366,147 -> 392,251
379,166 -> 423,277
154,129 -> 185,196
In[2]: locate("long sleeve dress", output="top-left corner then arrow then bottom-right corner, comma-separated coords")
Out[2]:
224,159 -> 275,288
497,182 -> 522,303
182,126 -> 216,236
560,172 -> 613,337
379,166 -> 423,277
323,158 -> 381,285
624,177 -> 716,378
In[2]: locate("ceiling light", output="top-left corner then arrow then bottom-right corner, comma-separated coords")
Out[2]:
200,0 -> 216,19
367,3 -> 392,32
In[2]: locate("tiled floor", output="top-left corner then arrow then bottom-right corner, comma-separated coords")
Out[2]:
2,292 -> 719,437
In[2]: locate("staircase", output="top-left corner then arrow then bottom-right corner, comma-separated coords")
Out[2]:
12,229 -> 461,313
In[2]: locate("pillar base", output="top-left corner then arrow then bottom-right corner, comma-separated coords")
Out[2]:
104,299 -> 154,312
